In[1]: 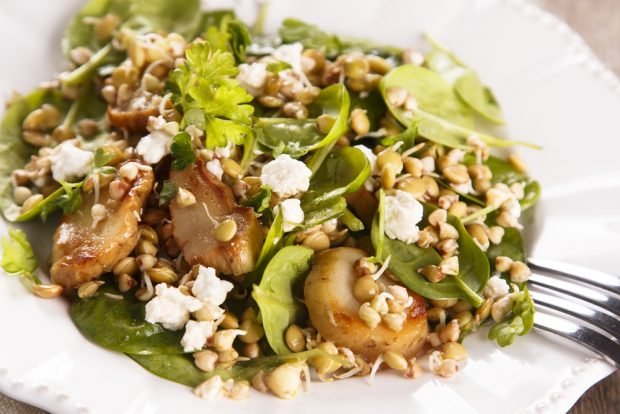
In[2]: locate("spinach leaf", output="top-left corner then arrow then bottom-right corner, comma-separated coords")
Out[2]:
341,208 -> 365,232
256,83 -> 350,161
488,287 -> 535,347
252,246 -> 314,355
463,154 -> 541,210
424,35 -> 505,124
129,348 -> 334,387
242,211 -> 284,288
126,0 -> 202,39
302,147 -> 370,209
1,229 -> 41,289
170,132 -> 196,170
71,283 -> 185,355
0,89 -> 69,218
486,226 -> 526,272
350,90 -> 386,132
302,197 -> 347,229
380,65 -> 540,150
371,202 -> 488,306
278,18 -> 402,58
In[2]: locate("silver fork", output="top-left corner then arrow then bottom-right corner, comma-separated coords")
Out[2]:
527,258 -> 620,368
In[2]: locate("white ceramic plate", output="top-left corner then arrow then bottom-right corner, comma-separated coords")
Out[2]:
0,0 -> 618,413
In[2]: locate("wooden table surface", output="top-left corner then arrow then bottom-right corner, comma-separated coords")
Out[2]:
1,0 -> 618,413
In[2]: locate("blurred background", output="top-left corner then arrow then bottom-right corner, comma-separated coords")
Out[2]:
0,0 -> 618,413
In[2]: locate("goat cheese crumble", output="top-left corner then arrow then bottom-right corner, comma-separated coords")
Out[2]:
206,159 -> 224,180
181,320 -> 216,352
145,283 -> 203,330
484,275 -> 510,300
192,266 -> 234,306
260,154 -> 312,197
236,62 -> 268,97
384,190 -> 424,244
279,198 -> 305,231
136,116 -> 179,164
49,142 -> 94,182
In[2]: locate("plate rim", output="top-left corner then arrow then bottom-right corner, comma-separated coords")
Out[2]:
0,0 -> 618,413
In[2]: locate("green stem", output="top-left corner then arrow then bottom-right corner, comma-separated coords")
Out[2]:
306,141 -> 334,174
452,275 -> 484,307
375,190 -> 385,260
461,204 -> 497,224
62,43 -> 113,87
240,132 -> 257,171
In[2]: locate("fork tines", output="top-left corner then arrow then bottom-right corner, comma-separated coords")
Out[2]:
527,258 -> 620,368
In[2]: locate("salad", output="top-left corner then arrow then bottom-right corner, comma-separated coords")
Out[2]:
0,0 -> 541,401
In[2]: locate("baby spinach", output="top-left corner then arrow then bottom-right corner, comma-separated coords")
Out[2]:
278,18 -> 402,58
71,283 -> 185,355
301,147 -> 369,228
252,246 -> 314,355
256,83 -> 350,162
380,65 -> 540,150
302,147 -> 370,209
488,287 -> 535,347
242,211 -> 284,288
350,90 -> 386,132
371,201 -> 488,307
0,229 -> 41,290
424,35 -> 505,124
0,89 -> 69,218
130,348 -> 336,387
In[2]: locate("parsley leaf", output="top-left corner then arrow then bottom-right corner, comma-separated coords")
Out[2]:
1,229 -> 41,289
159,180 -> 178,206
94,147 -> 115,168
203,13 -> 251,63
170,132 -> 196,170
488,287 -> 535,347
170,42 -> 254,149
242,185 -> 272,213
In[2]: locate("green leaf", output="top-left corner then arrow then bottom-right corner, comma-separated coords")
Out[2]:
129,348 -> 333,387
170,42 -> 254,149
350,90 -> 386,132
243,211 -> 284,288
1,229 -> 38,276
424,35 -> 505,124
302,197 -> 347,229
170,132 -> 196,170
71,283 -> 186,355
278,18 -> 402,59
266,61 -> 292,73
341,208 -> 365,232
126,0 -> 202,39
255,84 -> 350,161
380,65 -> 540,150
371,202 -> 488,306
488,287 -> 535,347
203,13 -> 251,63
94,147 -> 115,168
0,89 -> 68,218
486,226 -> 526,272
159,180 -> 178,207
302,147 -> 370,209
242,185 -> 272,213
252,246 -> 314,355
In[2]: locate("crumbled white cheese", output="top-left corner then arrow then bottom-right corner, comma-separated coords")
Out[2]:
236,62 -> 268,96
136,116 -> 179,164
279,198 -> 305,232
484,275 -> 510,300
192,266 -> 234,306
260,154 -> 312,197
49,142 -> 94,182
145,283 -> 203,330
384,190 -> 424,244
272,43 -> 304,74
181,320 -> 216,352
206,159 -> 224,180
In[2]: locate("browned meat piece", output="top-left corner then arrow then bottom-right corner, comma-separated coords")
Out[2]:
50,161 -> 154,290
169,162 -> 263,276
107,106 -> 159,134
304,247 -> 428,361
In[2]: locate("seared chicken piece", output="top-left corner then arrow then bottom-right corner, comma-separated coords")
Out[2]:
304,247 -> 428,361
107,92 -> 165,133
169,162 -> 262,276
50,161 -> 154,290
